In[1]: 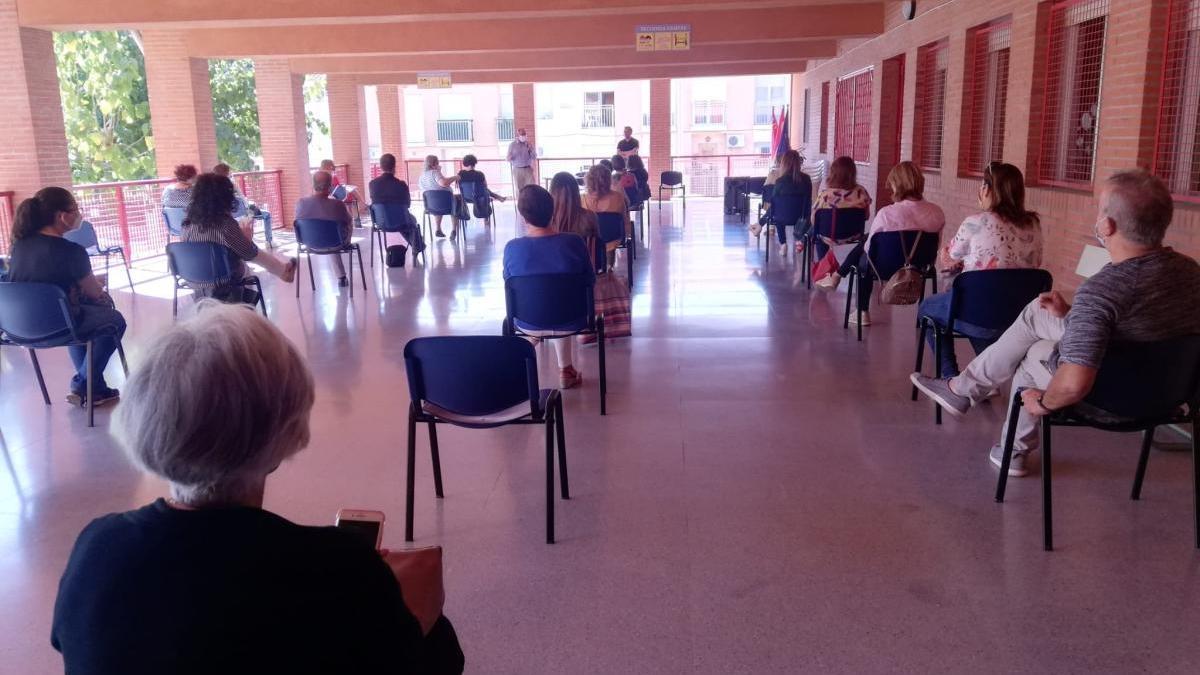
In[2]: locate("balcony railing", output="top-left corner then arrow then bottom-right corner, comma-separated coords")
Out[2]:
692,101 -> 726,126
436,119 -> 474,143
582,104 -> 615,129
754,105 -> 774,125
496,118 -> 515,142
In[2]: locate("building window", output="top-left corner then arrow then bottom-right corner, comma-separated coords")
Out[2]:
835,68 -> 873,162
692,100 -> 726,126
802,88 -> 811,144
754,79 -> 788,125
436,94 -> 473,142
582,91 -> 615,128
963,18 -> 1013,175
1037,0 -> 1109,186
820,81 -> 830,154
914,39 -> 949,171
1154,0 -> 1200,199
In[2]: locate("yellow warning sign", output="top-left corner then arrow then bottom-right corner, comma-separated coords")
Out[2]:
636,33 -> 655,52
634,24 -> 691,51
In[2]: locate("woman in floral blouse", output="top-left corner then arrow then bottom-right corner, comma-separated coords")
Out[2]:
804,156 -> 872,257
918,161 -> 1044,377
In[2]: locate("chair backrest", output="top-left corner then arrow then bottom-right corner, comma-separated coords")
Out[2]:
744,177 -> 767,195
163,207 -> 188,237
231,197 -> 249,219
505,273 -> 595,334
423,190 -> 454,215
404,336 -> 541,419
63,221 -> 100,252
866,231 -> 941,279
0,282 -> 75,344
812,207 -> 868,240
331,184 -> 348,201
596,212 -> 625,245
771,192 -> 810,228
1083,336 -> 1200,419
948,269 -> 1053,331
166,241 -> 239,285
661,170 -> 683,187
585,236 -> 606,274
370,202 -> 410,233
293,218 -> 349,249
459,180 -> 485,203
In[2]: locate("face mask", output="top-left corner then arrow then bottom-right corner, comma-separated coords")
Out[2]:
518,135 -> 528,143
1093,218 -> 1108,248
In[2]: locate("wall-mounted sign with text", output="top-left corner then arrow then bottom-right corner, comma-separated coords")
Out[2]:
417,72 -> 452,89
635,24 -> 690,52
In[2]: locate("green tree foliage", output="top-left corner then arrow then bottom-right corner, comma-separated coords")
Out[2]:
209,59 -> 261,171
54,31 -> 154,184
304,74 -> 329,144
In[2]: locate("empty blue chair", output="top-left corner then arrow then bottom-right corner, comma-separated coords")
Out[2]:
995,336 -> 1200,551
166,242 -> 266,317
162,207 -> 187,237
403,336 -> 569,544
63,221 -> 135,293
913,268 -> 1053,424
422,190 -> 458,242
841,231 -> 940,341
800,207 -> 868,287
458,180 -> 493,227
597,212 -> 633,291
658,170 -> 686,210
0,282 -> 128,427
368,202 -> 423,268
503,273 -> 607,415
293,218 -> 366,298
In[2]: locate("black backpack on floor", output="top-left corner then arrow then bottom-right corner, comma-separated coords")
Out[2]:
386,245 -> 408,268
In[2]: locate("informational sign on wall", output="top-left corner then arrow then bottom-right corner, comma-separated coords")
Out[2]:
635,24 -> 691,52
417,72 -> 452,89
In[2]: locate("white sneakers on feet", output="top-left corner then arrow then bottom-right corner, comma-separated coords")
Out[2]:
989,443 -> 1031,477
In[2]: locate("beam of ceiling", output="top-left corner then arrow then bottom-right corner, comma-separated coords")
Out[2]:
348,59 -> 809,86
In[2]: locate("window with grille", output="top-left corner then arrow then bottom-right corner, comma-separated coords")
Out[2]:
802,88 -> 811,144
820,82 -> 830,153
962,18 -> 1012,175
1154,0 -> 1200,199
1037,0 -> 1108,186
914,39 -> 949,170
835,69 -> 873,162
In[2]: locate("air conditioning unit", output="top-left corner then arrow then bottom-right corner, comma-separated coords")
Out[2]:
727,134 -> 745,149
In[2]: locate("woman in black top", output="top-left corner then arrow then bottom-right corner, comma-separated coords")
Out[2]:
5,187 -> 126,405
51,303 -> 464,674
626,155 -> 652,202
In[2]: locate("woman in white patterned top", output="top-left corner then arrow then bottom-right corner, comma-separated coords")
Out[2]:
918,162 -> 1044,377
418,155 -> 463,239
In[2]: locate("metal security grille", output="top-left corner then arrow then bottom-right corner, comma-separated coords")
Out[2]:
964,18 -> 1013,175
835,69 -> 873,161
1153,0 -> 1200,199
914,39 -> 949,170
1037,0 -> 1108,186
820,81 -> 830,154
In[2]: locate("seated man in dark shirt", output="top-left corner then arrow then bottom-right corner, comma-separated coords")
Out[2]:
368,153 -> 425,253
912,170 -> 1200,477
616,126 -> 639,158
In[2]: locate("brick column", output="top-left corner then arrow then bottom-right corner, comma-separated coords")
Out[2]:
513,83 -> 537,182
142,30 -> 218,177
254,58 -> 310,227
327,75 -> 369,187
0,1 -> 70,200
377,85 -> 403,156
649,78 -> 671,199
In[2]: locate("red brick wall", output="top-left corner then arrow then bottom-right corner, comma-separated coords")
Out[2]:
649,77 -> 671,197
0,0 -> 70,201
798,0 -> 1195,291
254,58 -> 310,226
327,75 -> 368,186
512,82 -> 537,183
376,84 -> 404,165
142,30 -> 218,177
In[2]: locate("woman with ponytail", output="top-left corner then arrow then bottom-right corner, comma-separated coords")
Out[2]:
6,187 -> 127,406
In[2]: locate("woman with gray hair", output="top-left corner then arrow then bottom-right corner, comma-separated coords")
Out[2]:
417,154 -> 464,239
50,303 -> 464,674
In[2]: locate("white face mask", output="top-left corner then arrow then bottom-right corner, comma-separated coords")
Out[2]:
1093,217 -> 1108,248
517,135 -> 528,143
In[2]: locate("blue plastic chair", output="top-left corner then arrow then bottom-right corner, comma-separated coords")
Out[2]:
658,170 -> 686,210
0,282 -> 128,427
995,336 -> 1200,551
597,212 -> 633,291
842,231 -> 940,341
162,207 -> 187,237
458,180 -> 494,227
913,268 -> 1053,424
761,188 -> 811,264
293,218 -> 366,297
368,202 -> 423,268
422,190 -> 459,242
503,272 -> 606,415
403,336 -> 568,544
63,221 -> 135,293
801,207 -> 869,287
166,242 -> 266,317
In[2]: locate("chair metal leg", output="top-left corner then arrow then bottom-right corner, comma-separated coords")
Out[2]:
120,250 -> 134,292
28,349 -> 50,404
842,271 -> 854,330
555,395 -> 569,499
86,341 -> 94,428
173,282 -> 180,317
1042,419 -> 1053,551
856,275 -> 864,342
428,421 -> 444,498
995,391 -> 1023,502
912,321 -> 928,401
369,227 -> 376,268
117,341 -> 129,375
934,327 -> 943,425
545,403 -> 556,544
1131,427 -> 1155,500
597,315 -> 607,416
405,408 -> 417,542
253,279 -> 267,317
356,246 -> 367,291
306,251 -> 316,291
347,252 -> 354,298
1192,413 -> 1199,549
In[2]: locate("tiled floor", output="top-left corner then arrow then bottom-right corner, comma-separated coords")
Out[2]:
2,201 -> 1197,673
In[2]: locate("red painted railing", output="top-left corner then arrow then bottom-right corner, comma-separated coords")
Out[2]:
0,191 -> 14,255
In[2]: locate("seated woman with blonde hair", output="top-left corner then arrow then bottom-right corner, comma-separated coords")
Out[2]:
582,164 -> 632,268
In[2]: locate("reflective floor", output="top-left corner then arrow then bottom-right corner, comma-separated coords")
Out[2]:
2,201 -> 1197,673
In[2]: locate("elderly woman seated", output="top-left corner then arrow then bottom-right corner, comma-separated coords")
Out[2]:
51,303 -> 464,674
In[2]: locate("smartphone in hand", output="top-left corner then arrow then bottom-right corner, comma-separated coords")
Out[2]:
335,509 -> 385,549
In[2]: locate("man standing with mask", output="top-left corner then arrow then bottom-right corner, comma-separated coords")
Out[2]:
507,127 -> 537,194
911,170 -> 1200,478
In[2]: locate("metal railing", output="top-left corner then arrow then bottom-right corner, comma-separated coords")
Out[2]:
436,119 -> 474,143
669,154 -> 771,197
692,101 -> 726,126
496,118 -> 515,142
582,104 -> 615,129
754,105 -> 774,125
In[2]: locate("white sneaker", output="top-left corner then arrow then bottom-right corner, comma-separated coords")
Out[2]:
748,222 -> 763,237
989,444 -> 1030,477
847,311 -> 871,326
